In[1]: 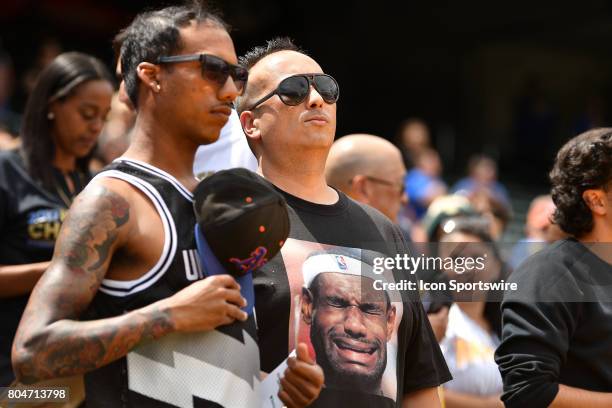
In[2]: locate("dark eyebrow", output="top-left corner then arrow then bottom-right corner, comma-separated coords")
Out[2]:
326,295 -> 350,306
360,302 -> 384,310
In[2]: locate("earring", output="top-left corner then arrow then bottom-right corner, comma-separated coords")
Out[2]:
154,82 -> 161,92
47,112 -> 55,120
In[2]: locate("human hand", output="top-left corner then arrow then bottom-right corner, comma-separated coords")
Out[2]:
165,274 -> 248,332
278,343 -> 324,408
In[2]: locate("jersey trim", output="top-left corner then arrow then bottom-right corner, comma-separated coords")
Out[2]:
91,170 -> 178,297
115,158 -> 194,202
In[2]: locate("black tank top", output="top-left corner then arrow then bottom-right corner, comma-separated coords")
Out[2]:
83,159 -> 260,408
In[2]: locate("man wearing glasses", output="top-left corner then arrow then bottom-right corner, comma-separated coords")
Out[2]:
13,5 -> 321,408
324,135 -> 453,343
325,134 -> 408,225
237,37 -> 450,407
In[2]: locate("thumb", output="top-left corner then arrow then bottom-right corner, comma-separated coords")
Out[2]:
296,342 -> 314,364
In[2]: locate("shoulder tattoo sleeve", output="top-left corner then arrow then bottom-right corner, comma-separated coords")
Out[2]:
12,184 -> 173,383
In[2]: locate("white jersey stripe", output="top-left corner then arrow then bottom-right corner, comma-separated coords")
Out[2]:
114,158 -> 194,201
91,170 -> 177,296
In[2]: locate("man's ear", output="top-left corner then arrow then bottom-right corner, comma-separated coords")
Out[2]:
583,189 -> 607,216
301,287 -> 314,325
350,175 -> 370,202
240,110 -> 261,142
136,62 -> 162,94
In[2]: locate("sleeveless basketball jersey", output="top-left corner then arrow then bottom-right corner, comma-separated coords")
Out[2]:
83,159 -> 260,408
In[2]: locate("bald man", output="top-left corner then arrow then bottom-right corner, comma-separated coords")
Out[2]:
327,135 -> 453,342
326,134 -> 407,223
236,38 -> 450,407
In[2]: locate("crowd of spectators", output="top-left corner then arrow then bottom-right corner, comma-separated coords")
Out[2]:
0,23 -> 608,408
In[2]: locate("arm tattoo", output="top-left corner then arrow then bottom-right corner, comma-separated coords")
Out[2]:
60,186 -> 129,275
13,185 -> 174,383
17,306 -> 173,384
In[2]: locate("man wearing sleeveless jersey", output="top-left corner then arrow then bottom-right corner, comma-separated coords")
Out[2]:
12,4 -> 322,408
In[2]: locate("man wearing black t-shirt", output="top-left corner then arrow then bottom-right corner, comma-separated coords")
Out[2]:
237,37 -> 450,407
495,128 -> 612,408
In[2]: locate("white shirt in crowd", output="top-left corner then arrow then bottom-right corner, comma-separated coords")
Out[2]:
193,109 -> 258,178
440,304 -> 503,396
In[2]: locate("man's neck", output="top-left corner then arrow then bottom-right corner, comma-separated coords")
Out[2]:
121,114 -> 198,191
579,223 -> 612,265
259,154 -> 338,205
579,222 -> 612,243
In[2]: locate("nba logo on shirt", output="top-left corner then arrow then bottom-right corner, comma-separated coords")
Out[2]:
335,255 -> 348,270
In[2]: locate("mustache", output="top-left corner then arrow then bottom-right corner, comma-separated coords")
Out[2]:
303,110 -> 331,121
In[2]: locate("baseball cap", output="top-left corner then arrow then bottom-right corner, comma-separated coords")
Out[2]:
422,195 -> 476,241
193,168 -> 290,314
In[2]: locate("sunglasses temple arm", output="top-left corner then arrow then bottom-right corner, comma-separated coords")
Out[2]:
248,90 -> 277,111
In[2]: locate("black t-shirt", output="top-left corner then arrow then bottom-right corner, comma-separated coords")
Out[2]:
495,238 -> 612,408
0,149 -> 89,386
254,188 -> 451,407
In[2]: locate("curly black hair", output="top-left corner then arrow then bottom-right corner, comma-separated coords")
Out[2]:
550,128 -> 612,237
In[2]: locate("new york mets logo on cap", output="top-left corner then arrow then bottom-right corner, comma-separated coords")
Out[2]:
229,247 -> 269,275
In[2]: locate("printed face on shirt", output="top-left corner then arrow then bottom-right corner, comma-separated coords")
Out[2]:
301,272 -> 396,393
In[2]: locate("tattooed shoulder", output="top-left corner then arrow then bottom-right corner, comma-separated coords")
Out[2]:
56,183 -> 131,278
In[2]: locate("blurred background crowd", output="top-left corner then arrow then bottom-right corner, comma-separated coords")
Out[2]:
2,0 -> 612,234
1,1 -> 610,406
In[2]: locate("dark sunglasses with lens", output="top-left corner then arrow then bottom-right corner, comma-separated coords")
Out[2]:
157,53 -> 249,94
248,73 -> 339,111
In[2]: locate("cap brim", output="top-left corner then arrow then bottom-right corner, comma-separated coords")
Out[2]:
194,223 -> 254,315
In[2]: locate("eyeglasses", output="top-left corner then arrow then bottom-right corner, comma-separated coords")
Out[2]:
157,53 -> 248,94
248,73 -> 339,110
363,176 -> 406,195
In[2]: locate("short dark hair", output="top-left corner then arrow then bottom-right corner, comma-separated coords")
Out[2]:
239,37 -> 304,71
120,2 -> 228,109
112,28 -> 130,66
550,128 -> 612,237
20,52 -> 113,189
235,37 -> 307,114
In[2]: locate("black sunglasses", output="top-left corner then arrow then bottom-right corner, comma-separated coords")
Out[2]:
248,73 -> 339,111
157,53 -> 248,94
